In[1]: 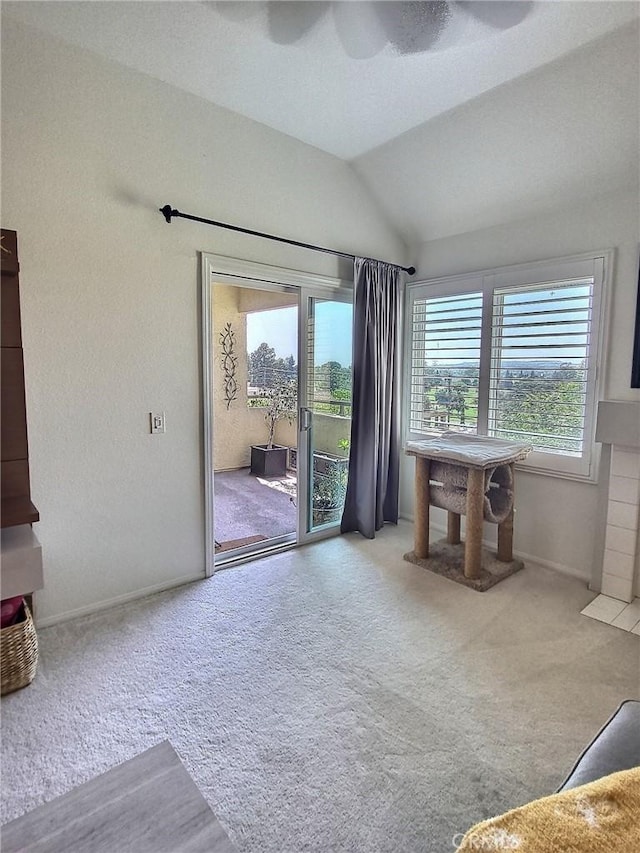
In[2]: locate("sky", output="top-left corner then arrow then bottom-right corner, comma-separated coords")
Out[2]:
246,301 -> 353,366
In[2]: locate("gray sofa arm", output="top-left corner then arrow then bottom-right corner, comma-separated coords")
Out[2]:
557,699 -> 640,791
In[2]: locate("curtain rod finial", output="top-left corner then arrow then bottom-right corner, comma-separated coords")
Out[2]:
406,266 -> 416,276
159,205 -> 175,223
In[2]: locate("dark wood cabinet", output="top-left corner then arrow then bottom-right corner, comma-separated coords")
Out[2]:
1,229 -> 39,528
1,277 -> 22,347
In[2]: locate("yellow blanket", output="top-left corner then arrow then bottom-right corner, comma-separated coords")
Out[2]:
456,767 -> 640,852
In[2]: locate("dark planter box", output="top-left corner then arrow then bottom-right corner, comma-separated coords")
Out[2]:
312,506 -> 342,526
313,452 -> 349,476
250,444 -> 288,477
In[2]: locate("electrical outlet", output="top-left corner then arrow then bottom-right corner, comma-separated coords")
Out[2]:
150,412 -> 166,434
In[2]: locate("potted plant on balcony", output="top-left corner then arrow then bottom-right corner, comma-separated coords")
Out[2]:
250,378 -> 297,477
312,466 -> 348,526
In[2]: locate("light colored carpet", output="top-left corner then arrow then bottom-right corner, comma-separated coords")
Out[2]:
1,522 -> 638,852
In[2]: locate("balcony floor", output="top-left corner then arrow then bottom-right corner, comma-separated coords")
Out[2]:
214,468 -> 297,552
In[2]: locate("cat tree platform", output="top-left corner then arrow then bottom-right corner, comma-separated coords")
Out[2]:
404,433 -> 531,591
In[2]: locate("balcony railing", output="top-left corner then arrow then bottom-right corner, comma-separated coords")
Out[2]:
247,391 -> 352,418
310,398 -> 351,418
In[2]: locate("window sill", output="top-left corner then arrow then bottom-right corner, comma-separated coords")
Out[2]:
514,460 -> 598,485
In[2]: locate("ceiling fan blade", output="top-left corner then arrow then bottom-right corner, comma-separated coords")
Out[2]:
456,1 -> 533,30
373,1 -> 453,55
332,2 -> 388,60
267,1 -> 330,45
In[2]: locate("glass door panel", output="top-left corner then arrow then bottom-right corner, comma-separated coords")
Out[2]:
301,295 -> 353,535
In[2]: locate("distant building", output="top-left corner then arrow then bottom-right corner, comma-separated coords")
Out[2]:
422,408 -> 449,430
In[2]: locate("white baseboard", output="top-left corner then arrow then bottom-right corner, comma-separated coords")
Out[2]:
36,573 -> 205,628
511,549 -> 589,582
398,513 -> 589,583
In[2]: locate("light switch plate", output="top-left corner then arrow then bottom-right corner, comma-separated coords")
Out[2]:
150,412 -> 166,434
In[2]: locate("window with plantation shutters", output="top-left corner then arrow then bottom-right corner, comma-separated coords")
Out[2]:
409,291 -> 482,435
405,254 -> 610,481
487,279 -> 592,455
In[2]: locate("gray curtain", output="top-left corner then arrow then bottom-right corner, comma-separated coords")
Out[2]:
341,258 -> 401,539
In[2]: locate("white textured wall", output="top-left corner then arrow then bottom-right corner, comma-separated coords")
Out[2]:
1,19 -> 404,624
401,189 -> 640,579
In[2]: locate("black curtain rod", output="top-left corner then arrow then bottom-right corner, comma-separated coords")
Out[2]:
159,205 -> 416,276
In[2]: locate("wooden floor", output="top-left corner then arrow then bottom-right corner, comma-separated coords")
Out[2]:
2,741 -> 235,853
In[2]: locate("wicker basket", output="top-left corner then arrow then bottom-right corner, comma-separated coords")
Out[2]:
1,602 -> 38,695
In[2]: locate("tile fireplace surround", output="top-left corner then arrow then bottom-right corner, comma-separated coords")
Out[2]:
595,401 -> 640,603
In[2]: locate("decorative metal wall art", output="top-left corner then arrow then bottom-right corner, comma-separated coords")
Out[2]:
219,322 -> 238,409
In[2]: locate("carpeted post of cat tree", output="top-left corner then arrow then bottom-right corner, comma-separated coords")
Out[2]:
414,457 -> 430,559
497,464 -> 515,563
447,511 -> 461,545
464,467 -> 485,579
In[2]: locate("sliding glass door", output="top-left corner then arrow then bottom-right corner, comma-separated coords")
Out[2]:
202,253 -> 353,573
298,293 -> 353,540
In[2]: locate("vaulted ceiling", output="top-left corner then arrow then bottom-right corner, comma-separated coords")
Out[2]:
355,22 -> 640,243
4,1 -> 639,244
